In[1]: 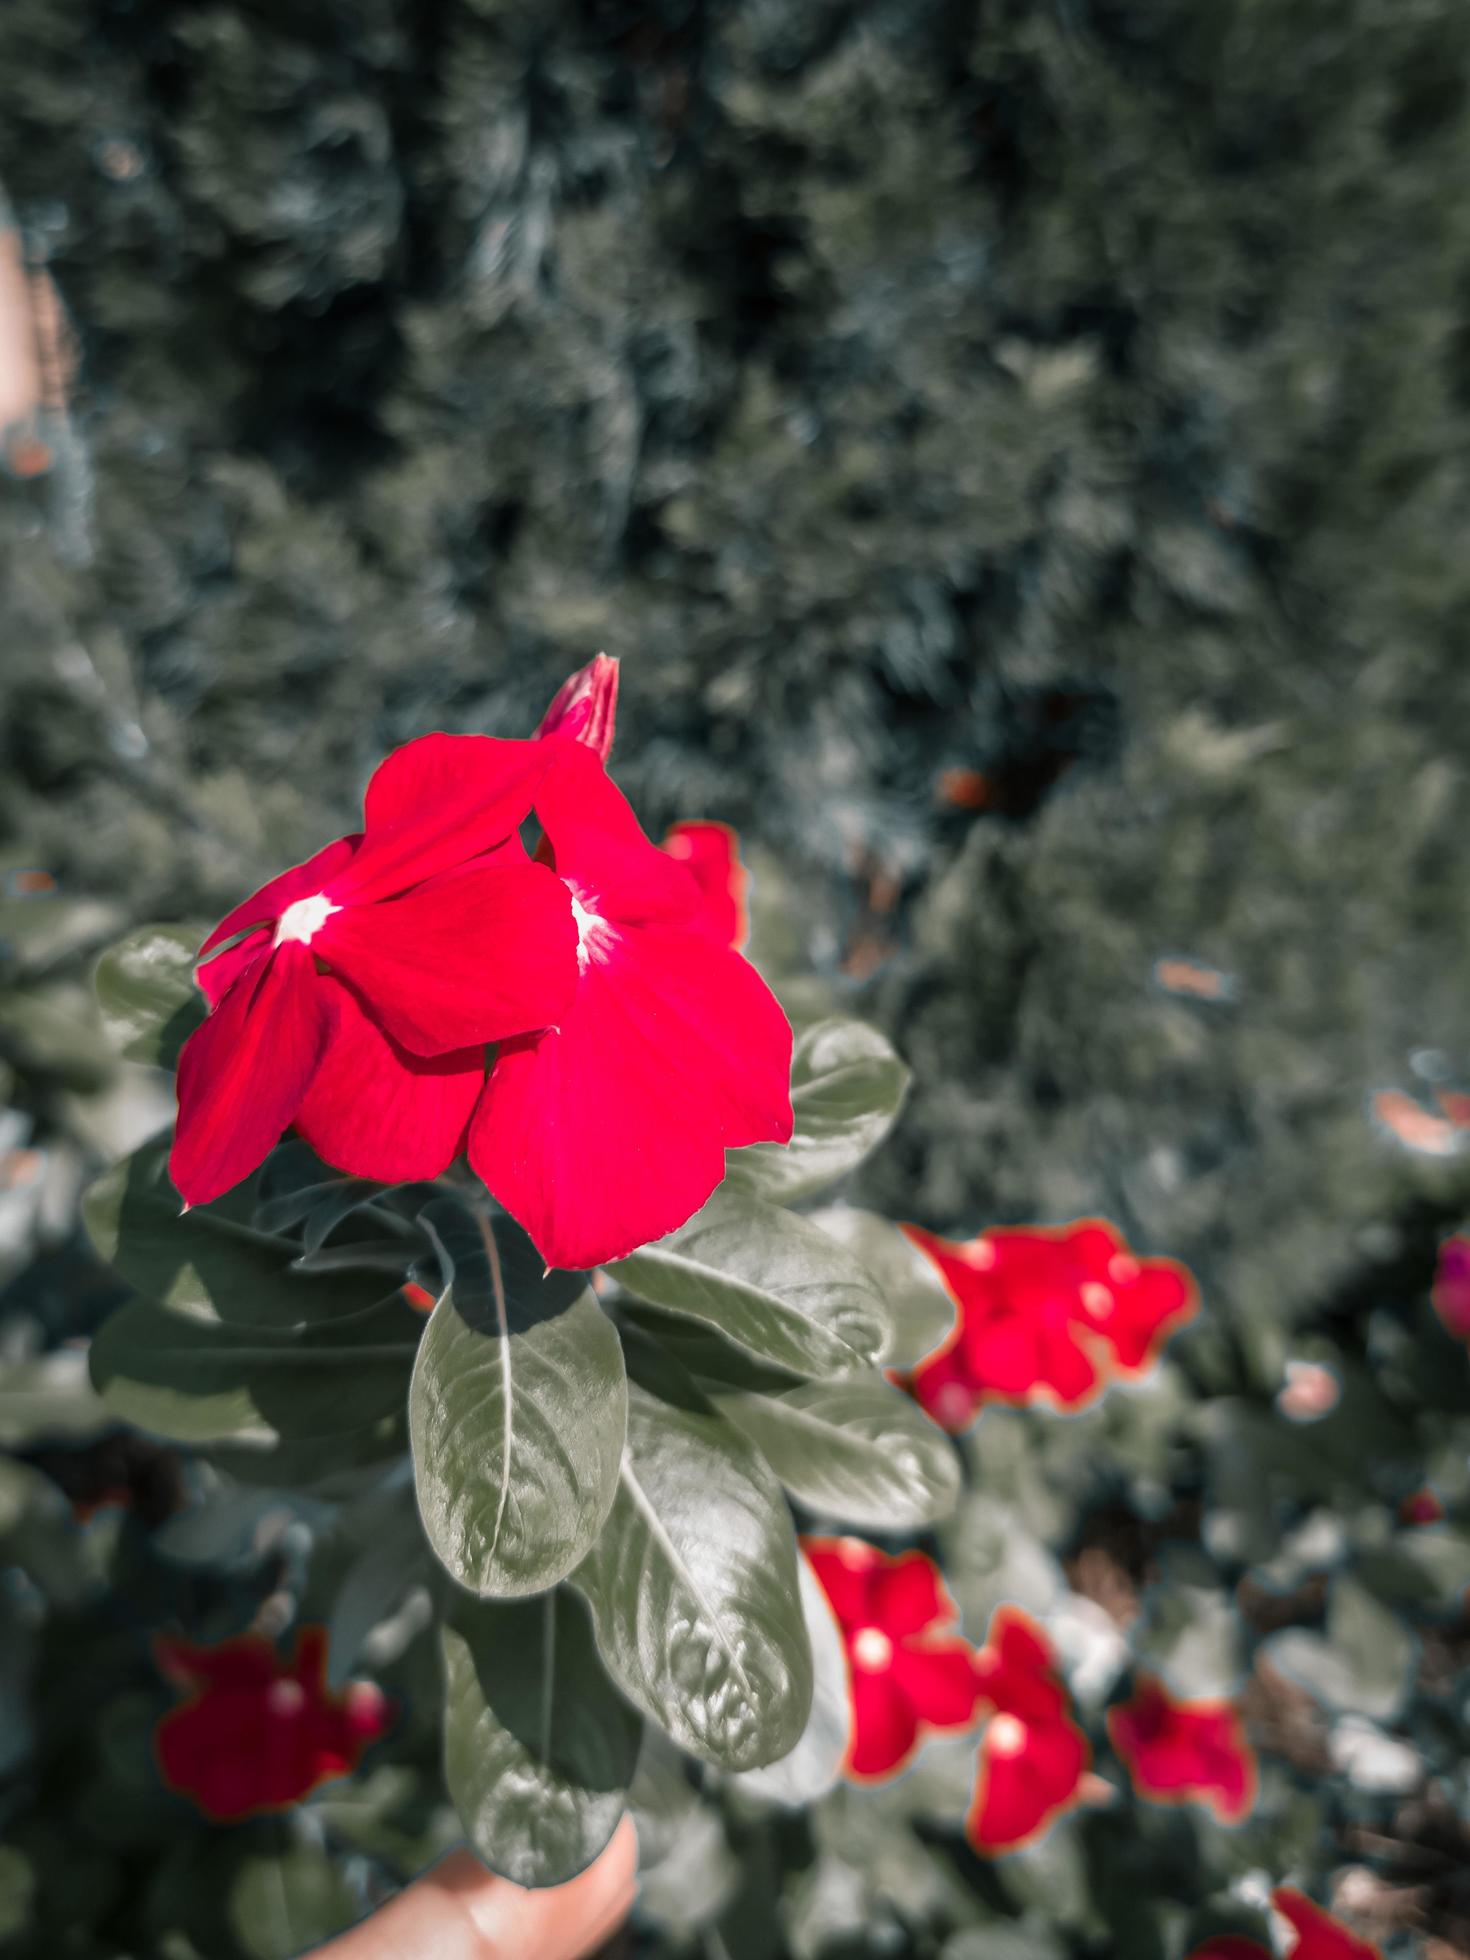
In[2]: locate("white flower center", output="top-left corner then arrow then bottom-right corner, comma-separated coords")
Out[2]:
851,1626 -> 894,1671
567,886 -> 614,972
988,1713 -> 1028,1757
274,892 -> 338,948
267,1679 -> 307,1718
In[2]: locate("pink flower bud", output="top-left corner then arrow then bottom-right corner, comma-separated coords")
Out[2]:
536,653 -> 620,762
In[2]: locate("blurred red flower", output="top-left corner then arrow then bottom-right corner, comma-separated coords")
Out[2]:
1107,1675 -> 1257,1824
1431,1234 -> 1470,1342
175,735 -> 577,1205
1185,1889 -> 1383,1960
802,1537 -> 983,1781
662,820 -> 750,950
901,1220 -> 1198,1429
154,1626 -> 391,1821
1399,1486 -> 1444,1526
471,739 -> 792,1270
967,1606 -> 1090,1853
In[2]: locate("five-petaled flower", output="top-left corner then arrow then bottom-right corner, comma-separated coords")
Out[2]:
154,1626 -> 391,1821
172,657 -> 794,1269
174,734 -> 577,1207
966,1606 -> 1090,1853
901,1220 -> 1198,1430
1186,1889 -> 1382,1960
802,1537 -> 982,1781
1107,1675 -> 1257,1824
1431,1234 -> 1470,1343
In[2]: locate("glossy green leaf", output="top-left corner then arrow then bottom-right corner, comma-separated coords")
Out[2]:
442,1587 -> 641,1888
89,1292 -> 420,1446
83,1140 -> 388,1327
733,1551 -> 851,1807
570,1337 -> 813,1772
712,1376 -> 959,1530
609,1189 -> 892,1379
807,1205 -> 957,1369
93,923 -> 207,1069
725,1016 -> 909,1203
409,1199 -> 626,1598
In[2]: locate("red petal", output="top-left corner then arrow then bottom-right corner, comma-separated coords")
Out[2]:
317,857 -> 577,1056
802,1537 -> 883,1631
170,945 -> 330,1206
662,820 -> 749,948
1108,1678 -> 1256,1824
1094,1260 -> 1199,1373
336,734 -> 546,905
294,977 -> 484,1181
868,1550 -> 956,1638
537,742 -> 705,928
470,919 -> 792,1270
200,836 -> 361,956
1272,1890 -> 1383,1960
1187,1942 -> 1270,1960
906,1340 -> 987,1433
197,929 -> 270,1008
535,653 -> 620,761
891,1638 -> 983,1728
847,1664 -> 920,1780
967,1713 -> 1089,1852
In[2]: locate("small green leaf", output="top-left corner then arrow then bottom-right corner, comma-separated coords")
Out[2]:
725,1017 -> 909,1203
571,1336 -> 813,1772
84,1141 -> 389,1327
807,1206 -> 957,1369
442,1588 -> 642,1888
409,1200 -> 626,1598
609,1189 -> 892,1379
711,1376 -> 959,1530
93,924 -> 207,1069
228,1836 -> 359,1960
89,1293 -> 420,1446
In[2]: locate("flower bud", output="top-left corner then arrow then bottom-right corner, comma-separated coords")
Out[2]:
536,652 -> 620,762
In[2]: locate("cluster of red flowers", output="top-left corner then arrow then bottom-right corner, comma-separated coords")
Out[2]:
804,1540 -> 1263,1860
900,1219 -> 1198,1430
171,657 -> 792,1271
153,1626 -> 391,1821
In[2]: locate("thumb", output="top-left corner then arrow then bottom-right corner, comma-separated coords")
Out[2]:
309,1815 -> 637,1960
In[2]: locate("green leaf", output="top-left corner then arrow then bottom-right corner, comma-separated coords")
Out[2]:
89,1292 -> 420,1446
0,1348 -> 112,1448
733,1552 -> 851,1807
227,1836 -> 359,1960
609,1189 -> 892,1379
570,1336 -> 813,1771
409,1199 -> 626,1598
725,1017 -> 908,1203
711,1376 -> 959,1530
1267,1575 -> 1417,1719
84,1140 -> 390,1327
442,1587 -> 642,1888
807,1206 -> 956,1369
93,924 -> 207,1069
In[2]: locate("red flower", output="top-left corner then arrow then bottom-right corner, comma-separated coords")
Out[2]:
1107,1676 -> 1257,1824
966,1607 -> 1090,1853
470,739 -> 793,1270
1399,1486 -> 1444,1526
902,1220 -> 1198,1429
662,821 -> 750,950
535,651 -> 620,761
1185,1891 -> 1383,1960
174,735 -> 578,1206
154,1627 -> 391,1821
802,1537 -> 983,1782
1432,1235 -> 1470,1342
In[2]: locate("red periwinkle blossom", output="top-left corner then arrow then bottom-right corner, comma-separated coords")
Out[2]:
1107,1675 -> 1257,1824
154,1627 -> 391,1821
1185,1891 -> 1383,1960
662,821 -> 750,950
967,1606 -> 1090,1853
470,737 -> 792,1270
535,651 -> 620,761
802,1537 -> 982,1781
902,1221 -> 1198,1430
173,736 -> 578,1206
1432,1234 -> 1470,1342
